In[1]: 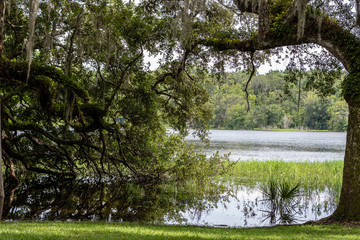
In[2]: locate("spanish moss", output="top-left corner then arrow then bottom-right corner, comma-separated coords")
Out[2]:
26,0 -> 40,82
296,0 -> 307,41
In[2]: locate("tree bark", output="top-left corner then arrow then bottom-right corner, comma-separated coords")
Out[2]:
330,95 -> 360,220
0,99 -> 4,221
0,0 -> 4,57
0,0 -> 5,221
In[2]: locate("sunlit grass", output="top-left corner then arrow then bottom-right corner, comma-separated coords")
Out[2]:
0,222 -> 359,240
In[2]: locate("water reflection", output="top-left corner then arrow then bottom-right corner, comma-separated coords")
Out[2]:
4,176 -> 339,227
3,174 -> 225,223
3,174 -> 340,227
175,185 -> 339,227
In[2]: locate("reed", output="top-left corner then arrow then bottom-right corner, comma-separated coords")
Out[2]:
220,160 -> 343,192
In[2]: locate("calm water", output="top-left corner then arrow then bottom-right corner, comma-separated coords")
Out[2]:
170,129 -> 346,227
186,130 -> 346,161
168,186 -> 338,228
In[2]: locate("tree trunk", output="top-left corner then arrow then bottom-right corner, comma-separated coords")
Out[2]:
0,0 -> 4,57
0,0 -> 5,221
0,99 -> 4,221
331,96 -> 360,220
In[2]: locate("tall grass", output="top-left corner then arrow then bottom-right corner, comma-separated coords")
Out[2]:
220,160 -> 343,192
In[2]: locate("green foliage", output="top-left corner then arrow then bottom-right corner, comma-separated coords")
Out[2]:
0,0 -> 226,211
327,97 -> 348,131
209,71 -> 348,131
270,17 -> 296,38
303,92 -> 330,130
270,0 -> 293,16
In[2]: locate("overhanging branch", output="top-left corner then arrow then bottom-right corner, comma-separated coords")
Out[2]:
244,52 -> 256,112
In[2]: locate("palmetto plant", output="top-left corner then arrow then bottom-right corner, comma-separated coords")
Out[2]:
260,180 -> 301,224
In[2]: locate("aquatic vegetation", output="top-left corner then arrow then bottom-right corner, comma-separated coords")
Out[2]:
214,160 -> 344,226
220,160 -> 343,193
260,181 -> 301,224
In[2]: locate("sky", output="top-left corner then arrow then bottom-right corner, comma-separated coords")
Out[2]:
257,58 -> 289,74
144,52 -> 289,75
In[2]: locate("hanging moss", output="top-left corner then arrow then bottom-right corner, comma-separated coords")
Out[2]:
26,0 -> 40,81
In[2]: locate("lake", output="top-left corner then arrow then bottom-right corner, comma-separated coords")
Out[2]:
170,129 -> 346,227
186,130 -> 346,161
167,185 -> 338,228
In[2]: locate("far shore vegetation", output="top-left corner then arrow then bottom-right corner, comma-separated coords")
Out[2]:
209,127 -> 334,132
207,71 -> 348,132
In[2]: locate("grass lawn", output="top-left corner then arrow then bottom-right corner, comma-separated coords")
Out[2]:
0,222 -> 359,240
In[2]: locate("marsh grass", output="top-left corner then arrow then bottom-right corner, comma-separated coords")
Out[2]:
220,160 -> 343,192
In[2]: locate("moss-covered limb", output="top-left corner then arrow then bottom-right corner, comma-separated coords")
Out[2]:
0,60 -> 89,100
4,87 -> 109,137
2,85 -> 107,133
203,2 -> 359,75
201,1 -> 358,70
200,38 -> 256,52
341,73 -> 360,102
7,122 -> 84,145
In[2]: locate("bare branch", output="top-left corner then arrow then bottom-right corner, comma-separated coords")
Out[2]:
244,52 -> 256,113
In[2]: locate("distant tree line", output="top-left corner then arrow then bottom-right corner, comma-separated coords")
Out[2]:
208,71 -> 348,132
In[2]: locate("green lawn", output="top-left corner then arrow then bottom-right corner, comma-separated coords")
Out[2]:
0,222 -> 359,240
